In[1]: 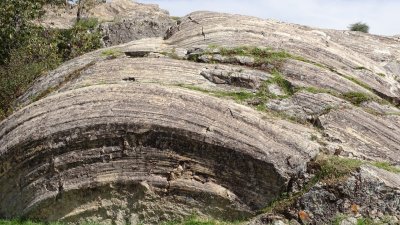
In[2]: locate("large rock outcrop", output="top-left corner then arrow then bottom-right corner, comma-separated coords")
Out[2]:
39,0 -> 176,46
1,9 -> 400,225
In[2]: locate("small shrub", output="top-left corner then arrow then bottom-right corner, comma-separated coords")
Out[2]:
0,17 -> 102,121
349,22 -> 369,33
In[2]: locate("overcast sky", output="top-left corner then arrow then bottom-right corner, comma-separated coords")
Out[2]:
137,0 -> 400,36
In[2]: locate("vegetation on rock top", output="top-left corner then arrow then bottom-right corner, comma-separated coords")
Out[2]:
0,0 -> 102,121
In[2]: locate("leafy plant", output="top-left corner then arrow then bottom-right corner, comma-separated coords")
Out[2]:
0,15 -> 101,121
349,22 -> 369,33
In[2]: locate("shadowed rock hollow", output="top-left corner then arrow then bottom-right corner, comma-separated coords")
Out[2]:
1,4 -> 400,225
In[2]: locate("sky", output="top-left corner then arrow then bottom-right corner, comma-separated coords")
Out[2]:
137,0 -> 400,36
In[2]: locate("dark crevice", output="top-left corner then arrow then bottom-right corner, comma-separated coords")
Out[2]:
124,51 -> 151,58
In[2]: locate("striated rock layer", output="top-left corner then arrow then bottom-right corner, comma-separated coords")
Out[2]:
1,8 -> 400,225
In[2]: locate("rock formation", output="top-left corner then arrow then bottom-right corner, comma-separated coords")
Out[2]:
39,0 -> 175,46
1,5 -> 400,225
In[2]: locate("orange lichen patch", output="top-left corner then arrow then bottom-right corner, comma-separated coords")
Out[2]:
351,203 -> 360,215
299,210 -> 311,222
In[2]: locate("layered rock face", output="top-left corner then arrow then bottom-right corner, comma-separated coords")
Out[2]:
1,9 -> 400,225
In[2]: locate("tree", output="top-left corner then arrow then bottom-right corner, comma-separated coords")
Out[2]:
0,0 -> 64,64
349,22 -> 369,33
76,0 -> 98,22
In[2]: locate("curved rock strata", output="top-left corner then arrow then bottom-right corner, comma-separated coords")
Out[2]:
1,6 -> 400,225
0,84 -> 318,223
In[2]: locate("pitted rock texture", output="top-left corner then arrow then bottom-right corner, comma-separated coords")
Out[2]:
297,165 -> 400,224
2,8 -> 400,225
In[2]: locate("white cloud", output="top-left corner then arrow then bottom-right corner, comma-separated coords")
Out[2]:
137,0 -> 400,35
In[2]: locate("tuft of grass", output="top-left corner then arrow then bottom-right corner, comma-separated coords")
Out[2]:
342,92 -> 371,106
376,73 -> 386,77
0,220 -> 62,225
263,155 -> 363,214
218,46 -> 291,63
371,162 -> 400,174
316,155 -> 363,181
302,86 -> 341,97
162,215 -> 241,225
354,66 -> 368,70
331,214 -> 398,225
171,16 -> 181,21
342,75 -> 373,91
101,49 -> 122,59
269,71 -> 295,96
176,84 -> 254,103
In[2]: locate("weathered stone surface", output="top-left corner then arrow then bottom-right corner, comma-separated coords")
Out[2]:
320,108 -> 400,163
2,6 -> 400,225
98,1 -> 175,46
166,11 -> 400,103
297,165 -> 400,224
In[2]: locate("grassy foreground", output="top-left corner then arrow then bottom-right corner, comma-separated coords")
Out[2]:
0,217 -> 238,225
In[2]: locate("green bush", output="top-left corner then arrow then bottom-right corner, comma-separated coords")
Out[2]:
0,18 -> 102,120
349,22 -> 369,33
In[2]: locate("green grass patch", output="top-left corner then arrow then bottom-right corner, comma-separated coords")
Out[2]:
376,73 -> 386,77
263,155 -> 363,214
354,66 -> 368,70
101,49 -> 122,58
75,18 -> 99,30
218,46 -> 291,66
342,92 -> 371,106
342,75 -> 373,91
171,16 -> 181,21
371,162 -> 400,174
331,215 -> 397,225
302,86 -> 341,97
0,220 -> 98,225
162,215 -> 242,225
316,155 -> 363,181
176,84 -> 254,103
269,71 -> 295,96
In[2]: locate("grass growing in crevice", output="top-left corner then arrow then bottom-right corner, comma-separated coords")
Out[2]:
263,154 -> 400,215
301,86 -> 341,98
101,49 -> 122,59
269,71 -> 295,96
175,84 -> 255,103
263,155 -> 363,214
218,46 -> 291,61
342,75 -> 373,91
354,66 -> 369,71
162,215 -> 242,225
171,16 -> 181,21
0,220 -> 98,225
371,162 -> 400,173
341,92 -> 371,106
332,214 -> 397,225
